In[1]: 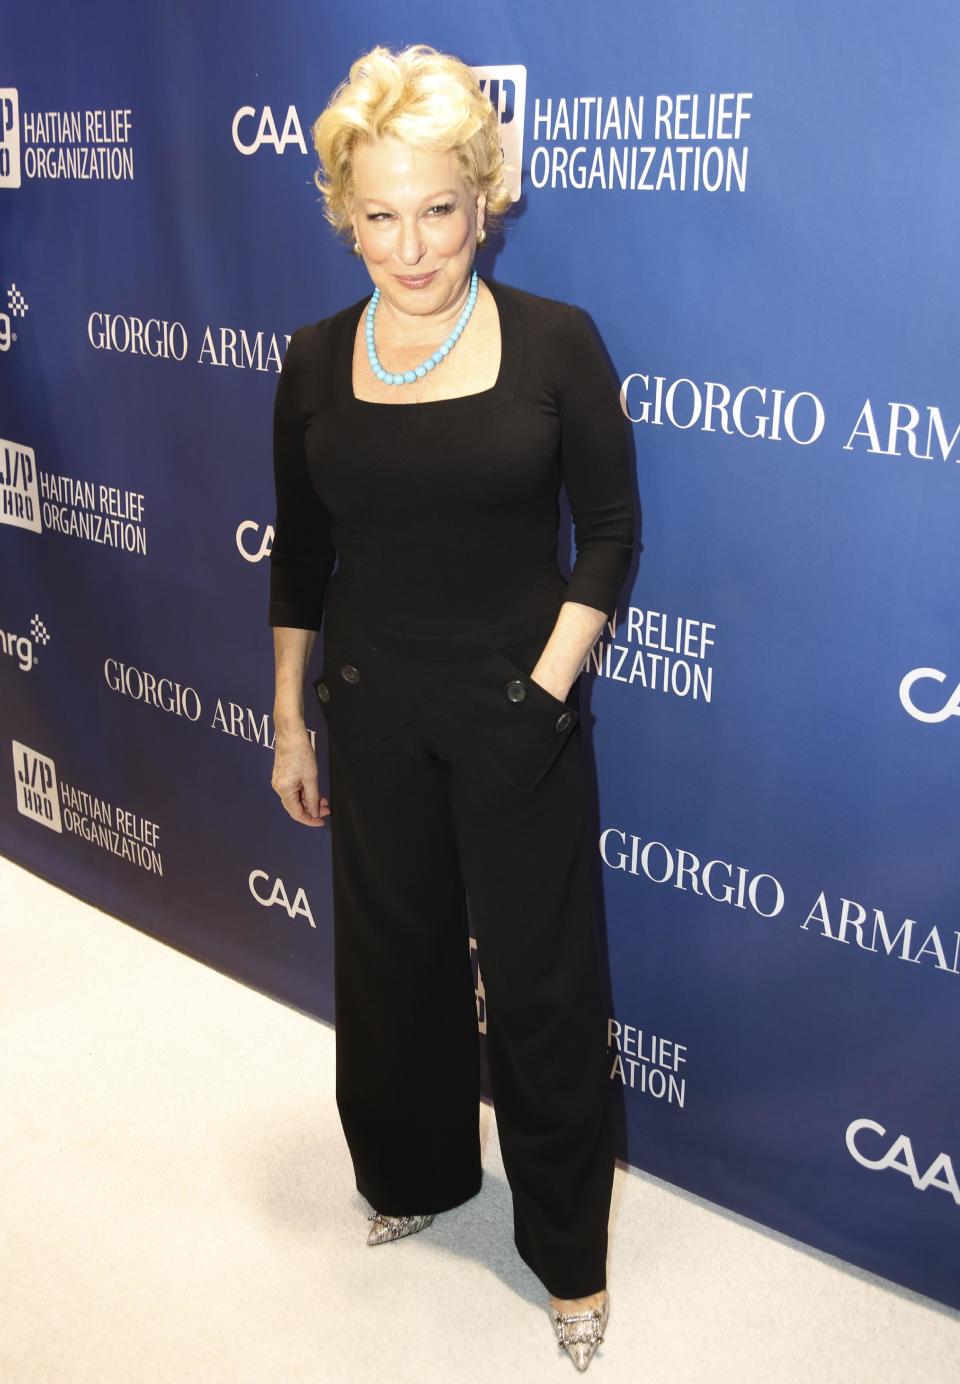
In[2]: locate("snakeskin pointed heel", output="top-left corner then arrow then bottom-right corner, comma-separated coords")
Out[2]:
365,1211 -> 436,1246
549,1289 -> 610,1372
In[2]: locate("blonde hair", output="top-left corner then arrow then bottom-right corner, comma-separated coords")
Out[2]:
311,43 -> 514,248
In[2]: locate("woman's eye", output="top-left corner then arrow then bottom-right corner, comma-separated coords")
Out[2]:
366,204 -> 454,222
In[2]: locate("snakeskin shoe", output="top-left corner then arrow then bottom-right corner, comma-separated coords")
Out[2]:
365,1211 -> 436,1246
548,1289 -> 610,1372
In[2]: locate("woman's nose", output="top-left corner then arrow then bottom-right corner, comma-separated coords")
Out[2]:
397,220 -> 426,264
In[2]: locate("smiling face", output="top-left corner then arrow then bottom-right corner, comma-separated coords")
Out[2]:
347,135 -> 486,319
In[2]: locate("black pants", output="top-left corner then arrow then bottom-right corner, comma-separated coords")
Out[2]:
315,612 -> 614,1299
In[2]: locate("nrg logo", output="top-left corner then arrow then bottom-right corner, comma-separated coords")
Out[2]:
0,281 -> 29,353
1,613 -> 49,672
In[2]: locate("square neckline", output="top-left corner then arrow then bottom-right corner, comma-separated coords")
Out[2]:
334,274 -> 521,417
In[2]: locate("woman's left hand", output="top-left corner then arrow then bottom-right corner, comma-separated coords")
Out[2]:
530,665 -> 571,703
529,600 -> 608,706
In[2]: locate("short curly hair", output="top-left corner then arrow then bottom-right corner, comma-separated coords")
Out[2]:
311,43 -> 514,248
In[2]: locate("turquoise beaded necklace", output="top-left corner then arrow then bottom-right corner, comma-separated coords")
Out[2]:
365,268 -> 479,386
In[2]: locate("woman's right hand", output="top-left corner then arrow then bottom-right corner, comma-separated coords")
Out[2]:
271,724 -> 331,827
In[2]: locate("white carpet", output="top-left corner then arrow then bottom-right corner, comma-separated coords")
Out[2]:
0,854 -> 955,1383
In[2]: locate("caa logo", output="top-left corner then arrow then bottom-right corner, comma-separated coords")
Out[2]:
236,520 -> 272,563
230,64 -> 526,203
899,668 -> 960,724
250,869 -> 316,926
847,1118 -> 959,1205
469,935 -> 487,1034
233,106 -> 306,156
0,89 -> 21,188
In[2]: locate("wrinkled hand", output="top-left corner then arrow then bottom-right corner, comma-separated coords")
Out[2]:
272,725 -> 330,826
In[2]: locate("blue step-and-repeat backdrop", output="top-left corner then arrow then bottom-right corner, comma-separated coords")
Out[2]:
3,2 -> 958,1314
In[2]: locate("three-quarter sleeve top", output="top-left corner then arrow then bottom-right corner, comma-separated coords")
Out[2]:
268,275 -> 636,658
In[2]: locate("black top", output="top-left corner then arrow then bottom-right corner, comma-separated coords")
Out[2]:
267,275 -> 637,658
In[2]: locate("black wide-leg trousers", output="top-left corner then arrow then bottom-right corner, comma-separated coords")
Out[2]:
315,612 -> 615,1299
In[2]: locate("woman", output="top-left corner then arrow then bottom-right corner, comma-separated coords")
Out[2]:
268,43 -> 636,1372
